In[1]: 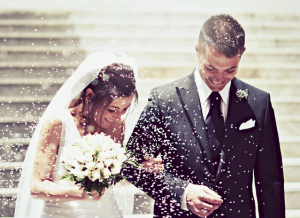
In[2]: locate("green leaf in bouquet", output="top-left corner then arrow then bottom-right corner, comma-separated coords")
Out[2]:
70,174 -> 75,181
94,183 -> 107,196
75,177 -> 86,182
61,175 -> 68,180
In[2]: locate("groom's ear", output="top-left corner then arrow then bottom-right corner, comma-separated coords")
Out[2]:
85,88 -> 95,102
195,42 -> 199,53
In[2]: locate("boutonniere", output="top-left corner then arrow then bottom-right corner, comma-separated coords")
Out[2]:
236,89 -> 248,101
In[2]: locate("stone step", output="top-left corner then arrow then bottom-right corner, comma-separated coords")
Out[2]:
272,98 -> 300,116
0,50 -> 85,62
0,83 -> 61,97
0,67 -> 75,79
242,79 -> 300,97
1,5 -> 300,20
286,209 -> 300,218
64,9 -> 300,23
0,98 -> 49,117
0,11 -> 70,20
0,32 -> 300,42
0,19 -> 300,35
1,35 -> 300,50
285,182 -> 300,209
276,116 -> 300,137
1,18 -> 299,28
0,37 -> 80,47
283,158 -> 300,182
0,138 -> 30,162
0,78 -> 64,96
0,47 -> 299,64
1,46 -> 300,56
280,137 -> 300,158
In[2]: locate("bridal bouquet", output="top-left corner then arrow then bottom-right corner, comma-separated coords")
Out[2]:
61,132 -> 138,195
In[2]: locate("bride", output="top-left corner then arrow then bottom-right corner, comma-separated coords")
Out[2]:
15,51 -> 163,218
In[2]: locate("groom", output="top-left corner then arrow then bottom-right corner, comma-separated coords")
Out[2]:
124,14 -> 285,217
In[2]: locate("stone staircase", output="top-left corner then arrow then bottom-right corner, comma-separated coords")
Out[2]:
0,7 -> 300,218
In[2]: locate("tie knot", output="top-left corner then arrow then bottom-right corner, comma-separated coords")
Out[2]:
209,92 -> 222,107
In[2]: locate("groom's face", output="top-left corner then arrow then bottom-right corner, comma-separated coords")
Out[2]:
196,45 -> 243,92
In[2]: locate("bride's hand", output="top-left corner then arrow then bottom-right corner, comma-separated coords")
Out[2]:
141,156 -> 164,173
82,189 -> 106,201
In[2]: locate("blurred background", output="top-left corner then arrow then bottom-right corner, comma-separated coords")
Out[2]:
0,0 -> 299,217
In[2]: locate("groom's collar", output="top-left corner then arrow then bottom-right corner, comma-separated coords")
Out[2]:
194,66 -> 231,106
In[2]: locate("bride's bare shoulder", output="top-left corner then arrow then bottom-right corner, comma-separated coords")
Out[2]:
38,111 -> 66,139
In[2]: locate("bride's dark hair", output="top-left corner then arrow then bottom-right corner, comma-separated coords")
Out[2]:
69,62 -> 138,132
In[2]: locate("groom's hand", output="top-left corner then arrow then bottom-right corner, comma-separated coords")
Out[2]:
187,184 -> 223,217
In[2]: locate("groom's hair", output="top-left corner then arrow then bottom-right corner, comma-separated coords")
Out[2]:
198,14 -> 245,58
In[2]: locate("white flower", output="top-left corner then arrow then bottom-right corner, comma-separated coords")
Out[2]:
104,159 -> 113,167
69,159 -> 84,171
91,169 -> 101,181
96,162 -> 104,170
71,168 -> 85,179
81,140 -> 90,152
77,171 -> 86,179
85,162 -> 96,171
90,143 -> 99,155
103,168 -> 111,179
111,160 -> 122,175
73,149 -> 86,163
113,159 -> 123,167
70,168 -> 85,179
63,147 -> 86,165
107,150 -> 117,159
236,89 -> 248,101
111,166 -> 122,175
101,143 -> 110,152
117,153 -> 127,162
84,152 -> 94,162
84,169 -> 92,177
98,151 -> 108,161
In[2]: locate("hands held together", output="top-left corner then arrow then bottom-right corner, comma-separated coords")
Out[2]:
140,157 -> 222,217
187,184 -> 223,217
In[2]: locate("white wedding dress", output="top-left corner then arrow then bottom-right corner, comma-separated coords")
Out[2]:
39,109 -> 123,218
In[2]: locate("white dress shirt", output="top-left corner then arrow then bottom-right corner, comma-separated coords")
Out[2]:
180,67 -> 231,210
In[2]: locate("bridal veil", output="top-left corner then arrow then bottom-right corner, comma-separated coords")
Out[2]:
15,51 -> 138,218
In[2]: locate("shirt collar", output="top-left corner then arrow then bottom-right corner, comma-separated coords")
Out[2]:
194,66 -> 231,106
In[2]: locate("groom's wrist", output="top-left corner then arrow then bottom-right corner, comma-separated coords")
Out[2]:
180,183 -> 192,211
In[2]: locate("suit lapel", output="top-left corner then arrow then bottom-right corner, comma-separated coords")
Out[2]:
176,73 -> 215,175
215,78 -> 257,183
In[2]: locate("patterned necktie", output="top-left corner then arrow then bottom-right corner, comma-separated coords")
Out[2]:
205,92 -> 225,172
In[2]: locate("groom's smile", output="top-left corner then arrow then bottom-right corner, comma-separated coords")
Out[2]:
196,45 -> 245,92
